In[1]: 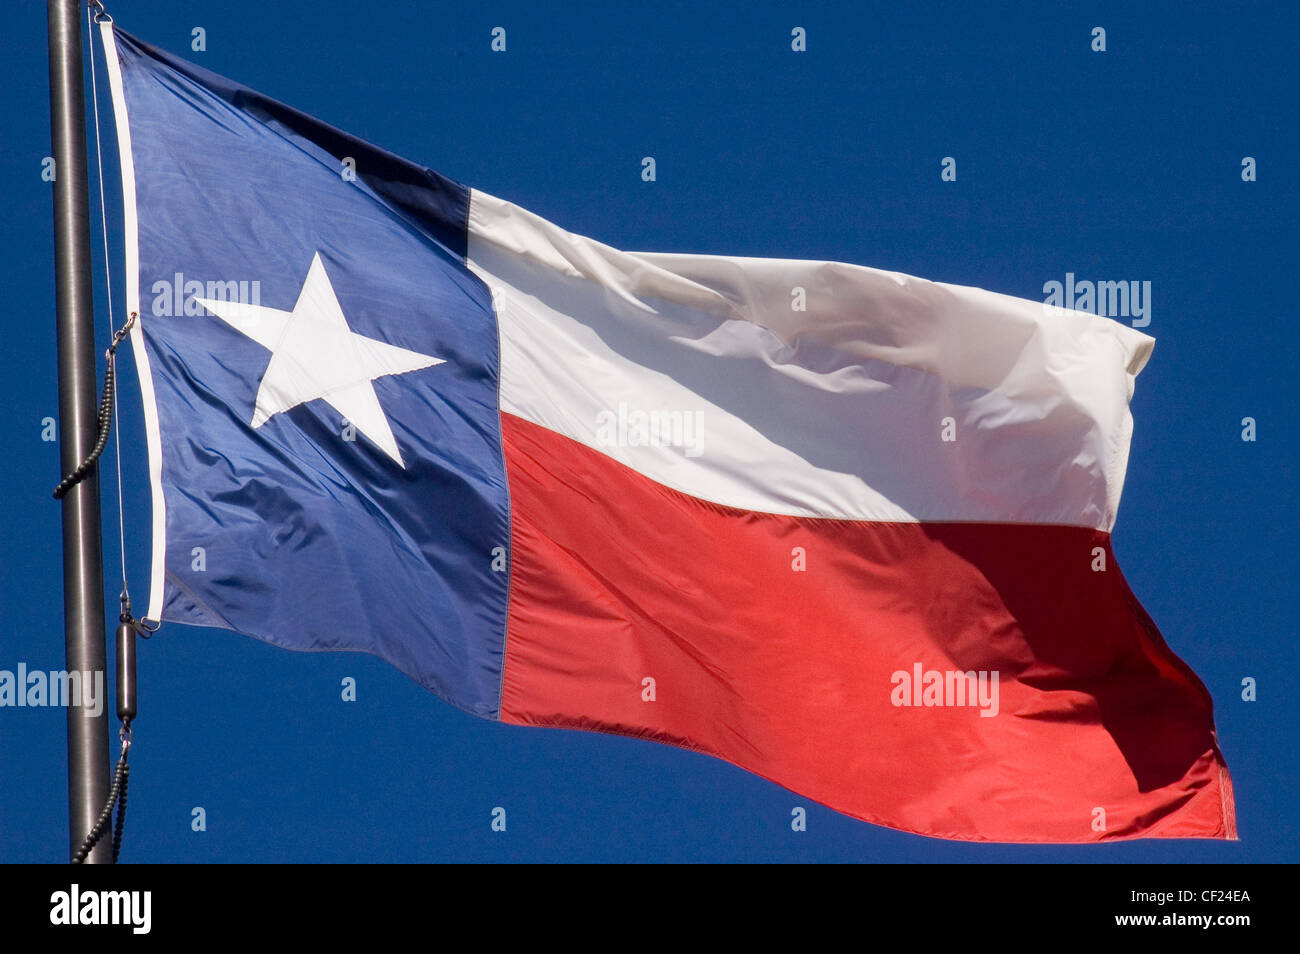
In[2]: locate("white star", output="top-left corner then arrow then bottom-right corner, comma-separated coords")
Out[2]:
196,252 -> 443,468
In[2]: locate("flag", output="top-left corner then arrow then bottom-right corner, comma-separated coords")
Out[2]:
99,22 -> 1234,842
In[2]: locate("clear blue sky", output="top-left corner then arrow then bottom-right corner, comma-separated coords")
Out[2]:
2,0 -> 1296,862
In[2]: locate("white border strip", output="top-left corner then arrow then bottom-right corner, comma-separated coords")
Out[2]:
99,21 -> 167,622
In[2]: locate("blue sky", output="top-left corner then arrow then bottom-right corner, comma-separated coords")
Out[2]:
1,0 -> 1296,861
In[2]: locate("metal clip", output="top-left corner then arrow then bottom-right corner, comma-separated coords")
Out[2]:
106,311 -> 136,359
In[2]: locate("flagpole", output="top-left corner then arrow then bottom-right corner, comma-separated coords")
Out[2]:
47,0 -> 112,864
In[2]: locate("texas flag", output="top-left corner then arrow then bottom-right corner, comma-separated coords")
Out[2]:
100,22 -> 1234,842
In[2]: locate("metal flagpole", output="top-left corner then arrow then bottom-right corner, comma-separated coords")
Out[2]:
47,0 -> 112,863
